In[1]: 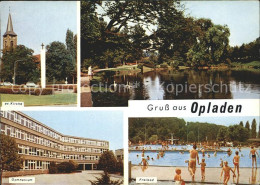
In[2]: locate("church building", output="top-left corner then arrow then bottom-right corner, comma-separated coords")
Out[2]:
3,12 -> 17,52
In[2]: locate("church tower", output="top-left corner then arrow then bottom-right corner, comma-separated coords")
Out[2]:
3,12 -> 17,52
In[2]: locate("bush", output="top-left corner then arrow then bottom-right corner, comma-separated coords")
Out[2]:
57,160 -> 78,173
116,159 -> 123,175
49,162 -> 58,174
89,171 -> 123,185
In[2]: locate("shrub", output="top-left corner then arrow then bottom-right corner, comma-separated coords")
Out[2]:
57,160 -> 78,173
49,162 -> 58,174
89,171 -> 123,185
116,159 -> 123,175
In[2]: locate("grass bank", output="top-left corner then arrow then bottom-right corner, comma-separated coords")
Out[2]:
231,60 -> 260,68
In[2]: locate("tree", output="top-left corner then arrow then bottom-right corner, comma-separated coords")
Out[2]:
251,119 -> 257,138
66,29 -> 77,83
0,45 -> 40,84
258,124 -> 260,138
217,127 -> 229,143
46,41 -> 75,82
0,134 -> 23,184
245,121 -> 250,130
148,135 -> 158,143
239,121 -> 243,127
187,131 -> 196,142
187,22 -> 230,66
98,151 -> 117,173
81,0 -> 183,68
228,125 -> 249,142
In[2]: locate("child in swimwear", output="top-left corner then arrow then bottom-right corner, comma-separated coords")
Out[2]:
199,158 -> 206,180
233,151 -> 240,176
174,168 -> 185,185
220,161 -> 236,185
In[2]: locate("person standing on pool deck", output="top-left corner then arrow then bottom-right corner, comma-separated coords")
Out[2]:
249,146 -> 259,168
189,144 -> 199,180
233,151 -> 240,176
199,158 -> 206,180
220,161 -> 236,185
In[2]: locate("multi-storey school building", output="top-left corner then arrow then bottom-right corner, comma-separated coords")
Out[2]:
0,111 -> 109,175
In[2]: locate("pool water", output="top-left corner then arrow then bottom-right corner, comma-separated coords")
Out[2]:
129,145 -> 260,168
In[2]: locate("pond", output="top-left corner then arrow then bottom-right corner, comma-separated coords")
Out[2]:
91,69 -> 260,106
129,145 -> 260,168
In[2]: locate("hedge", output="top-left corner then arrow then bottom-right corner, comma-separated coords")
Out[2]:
46,84 -> 77,90
0,87 -> 53,96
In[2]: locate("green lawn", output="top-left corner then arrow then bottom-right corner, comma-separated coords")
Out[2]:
0,93 -> 77,106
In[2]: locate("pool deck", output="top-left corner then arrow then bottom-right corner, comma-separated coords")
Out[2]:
131,165 -> 260,184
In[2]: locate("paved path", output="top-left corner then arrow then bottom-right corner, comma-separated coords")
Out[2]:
81,76 -> 92,107
131,165 -> 260,184
2,171 -> 123,185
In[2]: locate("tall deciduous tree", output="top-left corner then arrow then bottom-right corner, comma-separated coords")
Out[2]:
187,21 -> 230,66
98,151 -> 117,173
0,45 -> 40,84
46,41 -> 74,82
0,134 -> 23,184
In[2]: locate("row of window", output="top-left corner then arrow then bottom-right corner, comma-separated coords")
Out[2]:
1,111 -> 109,147
23,160 -> 50,170
18,144 -> 101,161
0,122 -> 107,154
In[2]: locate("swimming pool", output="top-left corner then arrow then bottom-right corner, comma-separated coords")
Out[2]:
129,145 -> 260,167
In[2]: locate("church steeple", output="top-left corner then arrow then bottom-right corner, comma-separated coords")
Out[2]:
3,11 -> 17,52
4,13 -> 17,37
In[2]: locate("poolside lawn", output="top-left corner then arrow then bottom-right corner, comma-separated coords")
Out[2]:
0,93 -> 77,106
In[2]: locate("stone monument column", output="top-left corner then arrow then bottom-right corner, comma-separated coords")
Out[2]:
40,43 -> 46,88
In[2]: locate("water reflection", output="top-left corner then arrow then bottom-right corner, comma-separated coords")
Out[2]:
92,69 -> 260,106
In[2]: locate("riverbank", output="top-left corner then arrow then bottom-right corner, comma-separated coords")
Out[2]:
131,165 -> 259,184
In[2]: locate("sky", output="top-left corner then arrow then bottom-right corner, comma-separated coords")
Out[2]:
22,111 -> 124,151
0,1 -> 77,55
183,116 -> 259,131
183,0 -> 259,46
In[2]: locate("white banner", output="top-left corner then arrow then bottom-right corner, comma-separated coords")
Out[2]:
128,99 -> 260,117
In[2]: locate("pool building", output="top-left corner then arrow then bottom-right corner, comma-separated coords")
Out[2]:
0,111 -> 109,176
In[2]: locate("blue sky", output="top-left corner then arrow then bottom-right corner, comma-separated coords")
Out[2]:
0,1 -> 77,54
183,1 -> 259,46
22,111 -> 124,151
